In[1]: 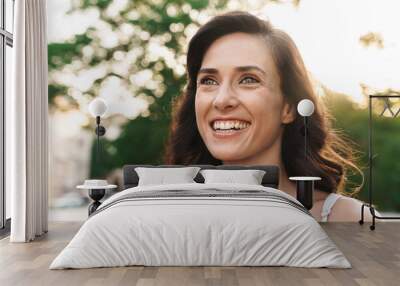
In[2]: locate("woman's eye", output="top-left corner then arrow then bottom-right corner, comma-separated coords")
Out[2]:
199,77 -> 218,85
240,76 -> 259,84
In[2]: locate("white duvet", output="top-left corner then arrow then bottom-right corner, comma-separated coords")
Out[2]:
50,183 -> 351,269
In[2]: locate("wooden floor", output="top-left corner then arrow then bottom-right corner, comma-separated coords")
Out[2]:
0,222 -> 399,286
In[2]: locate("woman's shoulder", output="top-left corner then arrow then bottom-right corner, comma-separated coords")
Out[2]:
328,194 -> 374,222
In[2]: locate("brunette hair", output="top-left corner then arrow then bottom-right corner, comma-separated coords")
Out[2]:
164,11 -> 363,195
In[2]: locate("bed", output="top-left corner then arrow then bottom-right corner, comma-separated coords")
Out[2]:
49,164 -> 351,269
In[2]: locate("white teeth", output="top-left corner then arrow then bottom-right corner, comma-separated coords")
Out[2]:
212,120 -> 250,131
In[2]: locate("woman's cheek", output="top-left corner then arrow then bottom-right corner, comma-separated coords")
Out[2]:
195,94 -> 209,135
247,96 -> 283,137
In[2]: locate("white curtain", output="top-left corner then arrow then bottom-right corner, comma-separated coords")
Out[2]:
7,0 -> 48,242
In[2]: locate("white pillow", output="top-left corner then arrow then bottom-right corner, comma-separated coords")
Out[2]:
200,169 -> 266,185
135,167 -> 201,186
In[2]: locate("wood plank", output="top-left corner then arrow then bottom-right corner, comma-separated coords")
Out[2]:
0,222 -> 399,286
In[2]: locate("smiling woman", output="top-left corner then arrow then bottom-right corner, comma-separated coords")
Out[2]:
195,32 -> 291,165
164,11 -> 372,222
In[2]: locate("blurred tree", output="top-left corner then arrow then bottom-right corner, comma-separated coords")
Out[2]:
49,0 -> 232,179
359,32 -> 384,49
47,0 -> 400,211
324,89 -> 400,211
48,0 -> 295,178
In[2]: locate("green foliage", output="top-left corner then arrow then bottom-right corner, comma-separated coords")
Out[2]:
48,84 -> 68,105
326,92 -> 400,211
48,32 -> 93,105
49,0 -> 400,211
48,33 -> 92,70
187,0 -> 210,10
81,0 -> 113,9
90,116 -> 170,177
49,0 -> 230,181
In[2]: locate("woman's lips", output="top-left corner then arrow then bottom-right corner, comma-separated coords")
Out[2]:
209,120 -> 251,139
212,128 -> 249,139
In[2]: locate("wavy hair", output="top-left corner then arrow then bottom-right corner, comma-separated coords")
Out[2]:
164,11 -> 364,195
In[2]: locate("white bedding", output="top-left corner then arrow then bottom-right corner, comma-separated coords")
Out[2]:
49,183 -> 351,269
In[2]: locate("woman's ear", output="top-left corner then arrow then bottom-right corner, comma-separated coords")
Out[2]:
281,101 -> 296,124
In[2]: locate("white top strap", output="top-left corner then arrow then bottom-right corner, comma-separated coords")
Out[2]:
320,193 -> 343,222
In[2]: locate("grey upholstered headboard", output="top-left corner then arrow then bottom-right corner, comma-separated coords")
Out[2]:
122,165 -> 280,190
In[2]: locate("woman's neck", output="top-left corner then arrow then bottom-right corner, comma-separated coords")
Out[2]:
278,167 -> 297,197
222,140 -> 297,198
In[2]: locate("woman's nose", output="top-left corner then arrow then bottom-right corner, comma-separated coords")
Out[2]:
212,83 -> 239,111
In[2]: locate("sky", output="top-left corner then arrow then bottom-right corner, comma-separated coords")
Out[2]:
47,0 -> 400,108
259,0 -> 400,105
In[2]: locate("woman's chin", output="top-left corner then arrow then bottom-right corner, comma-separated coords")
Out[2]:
208,148 -> 247,163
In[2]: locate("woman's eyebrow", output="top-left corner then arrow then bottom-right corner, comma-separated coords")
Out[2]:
236,65 -> 266,75
198,66 -> 266,76
198,68 -> 218,75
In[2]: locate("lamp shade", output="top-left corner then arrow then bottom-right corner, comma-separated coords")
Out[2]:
88,98 -> 108,117
297,99 -> 314,117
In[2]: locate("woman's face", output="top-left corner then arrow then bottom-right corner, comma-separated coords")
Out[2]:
195,32 -> 295,163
